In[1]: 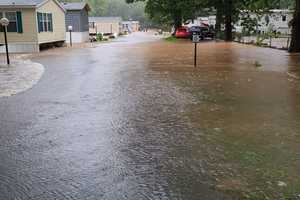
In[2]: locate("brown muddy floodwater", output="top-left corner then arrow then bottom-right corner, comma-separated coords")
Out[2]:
0,33 -> 300,200
143,39 -> 300,199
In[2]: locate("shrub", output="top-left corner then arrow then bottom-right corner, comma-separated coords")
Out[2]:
96,33 -> 103,41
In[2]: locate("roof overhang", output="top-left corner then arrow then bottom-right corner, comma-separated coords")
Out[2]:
64,3 -> 91,12
37,0 -> 66,12
0,5 -> 36,9
0,0 -> 65,12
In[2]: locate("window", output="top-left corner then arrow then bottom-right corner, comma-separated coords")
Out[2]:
43,13 -> 48,32
37,12 -> 53,32
5,12 -> 17,32
0,12 -> 20,32
47,13 -> 53,31
282,15 -> 287,22
37,13 -> 43,32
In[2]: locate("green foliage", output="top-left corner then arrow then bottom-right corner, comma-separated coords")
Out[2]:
164,36 -> 177,42
235,32 -> 243,42
60,0 -> 151,26
96,33 -> 103,41
240,14 -> 259,36
127,0 -> 205,29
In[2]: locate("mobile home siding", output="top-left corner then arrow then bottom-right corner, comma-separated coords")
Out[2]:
89,21 -> 121,34
65,9 -> 89,32
0,8 -> 38,44
80,9 -> 89,32
37,0 -> 65,44
65,11 -> 81,32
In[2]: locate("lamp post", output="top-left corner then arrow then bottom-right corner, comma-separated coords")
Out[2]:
68,25 -> 73,47
0,18 -> 10,65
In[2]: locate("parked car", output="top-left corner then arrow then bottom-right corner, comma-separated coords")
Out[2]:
175,27 -> 191,38
188,26 -> 205,40
188,26 -> 215,40
202,26 -> 215,38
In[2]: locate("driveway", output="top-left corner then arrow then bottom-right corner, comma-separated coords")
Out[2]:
0,32 -> 300,200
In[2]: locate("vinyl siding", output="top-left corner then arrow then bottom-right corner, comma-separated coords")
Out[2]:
37,0 -> 66,44
65,11 -> 81,32
0,8 -> 38,44
65,9 -> 89,32
80,9 -> 89,32
89,22 -> 121,34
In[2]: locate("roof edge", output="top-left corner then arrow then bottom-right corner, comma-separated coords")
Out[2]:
62,2 -> 91,12
37,0 -> 66,13
0,5 -> 36,8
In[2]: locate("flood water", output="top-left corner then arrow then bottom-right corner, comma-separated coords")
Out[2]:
0,32 -> 300,199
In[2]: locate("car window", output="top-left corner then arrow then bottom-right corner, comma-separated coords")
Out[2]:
190,27 -> 200,31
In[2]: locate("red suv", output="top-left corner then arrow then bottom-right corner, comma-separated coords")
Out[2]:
175,27 -> 191,38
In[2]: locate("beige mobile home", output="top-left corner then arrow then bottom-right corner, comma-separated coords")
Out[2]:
122,21 -> 140,33
0,0 -> 66,53
89,17 -> 122,35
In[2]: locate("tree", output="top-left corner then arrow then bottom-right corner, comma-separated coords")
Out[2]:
60,0 -> 148,23
126,0 -> 298,47
214,0 -> 224,38
224,0 -> 233,41
289,0 -> 300,52
127,0 -> 203,31
238,0 -> 298,52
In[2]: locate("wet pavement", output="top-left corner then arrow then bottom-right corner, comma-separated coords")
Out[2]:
0,32 -> 300,199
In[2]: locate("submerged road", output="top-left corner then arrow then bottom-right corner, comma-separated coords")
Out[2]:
0,32 -> 300,200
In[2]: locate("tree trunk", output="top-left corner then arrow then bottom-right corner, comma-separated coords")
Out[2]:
224,0 -> 233,41
174,11 -> 182,30
289,0 -> 300,52
215,3 -> 223,38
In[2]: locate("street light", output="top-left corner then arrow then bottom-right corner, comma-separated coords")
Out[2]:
0,18 -> 10,65
68,25 -> 73,47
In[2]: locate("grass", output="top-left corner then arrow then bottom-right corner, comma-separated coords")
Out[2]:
164,36 -> 178,42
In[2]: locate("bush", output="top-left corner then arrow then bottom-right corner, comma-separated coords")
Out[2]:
235,32 -> 243,42
96,33 -> 103,41
164,36 -> 177,42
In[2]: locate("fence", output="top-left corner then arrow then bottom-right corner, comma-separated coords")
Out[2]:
236,35 -> 291,50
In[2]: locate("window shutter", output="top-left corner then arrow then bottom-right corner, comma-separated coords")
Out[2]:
37,12 -> 43,32
16,11 -> 23,33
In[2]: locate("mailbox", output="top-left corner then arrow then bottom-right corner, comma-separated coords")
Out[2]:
192,34 -> 201,43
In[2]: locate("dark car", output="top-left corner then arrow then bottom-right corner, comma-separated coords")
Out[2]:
202,26 -> 215,38
188,26 -> 215,40
188,26 -> 204,40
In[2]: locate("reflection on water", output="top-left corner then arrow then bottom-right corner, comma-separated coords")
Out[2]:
0,33 -> 300,200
